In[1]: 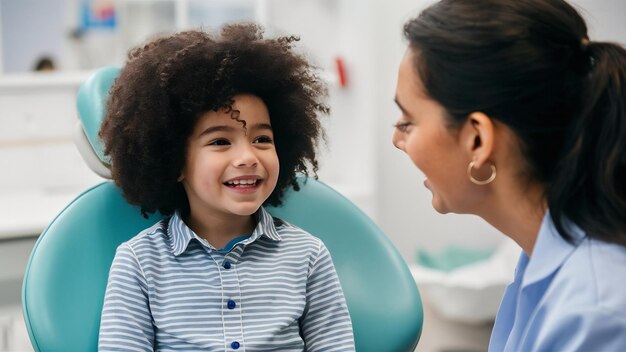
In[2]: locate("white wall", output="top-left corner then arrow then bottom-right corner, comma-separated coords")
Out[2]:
0,0 -> 65,72
0,3 -> 3,72
265,0 -> 379,217
570,0 -> 626,42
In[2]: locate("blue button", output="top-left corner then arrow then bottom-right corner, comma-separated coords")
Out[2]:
223,261 -> 232,269
231,341 -> 240,349
227,299 -> 236,309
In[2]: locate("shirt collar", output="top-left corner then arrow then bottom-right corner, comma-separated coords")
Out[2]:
168,206 -> 282,256
522,210 -> 586,286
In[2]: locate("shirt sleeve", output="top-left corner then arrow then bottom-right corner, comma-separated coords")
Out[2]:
533,306 -> 626,352
98,243 -> 155,352
300,241 -> 355,352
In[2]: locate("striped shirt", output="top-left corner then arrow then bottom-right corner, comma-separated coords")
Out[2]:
98,206 -> 355,351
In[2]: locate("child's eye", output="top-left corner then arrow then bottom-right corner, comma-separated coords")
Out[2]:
393,121 -> 412,133
208,139 -> 230,146
253,136 -> 274,144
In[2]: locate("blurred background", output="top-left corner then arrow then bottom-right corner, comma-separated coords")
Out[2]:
1,0 -> 624,351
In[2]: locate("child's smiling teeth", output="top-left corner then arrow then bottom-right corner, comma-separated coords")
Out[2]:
225,179 -> 259,187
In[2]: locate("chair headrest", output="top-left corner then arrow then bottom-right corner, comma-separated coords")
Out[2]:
74,66 -> 120,179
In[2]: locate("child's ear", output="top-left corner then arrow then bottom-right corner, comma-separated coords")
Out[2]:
461,111 -> 495,169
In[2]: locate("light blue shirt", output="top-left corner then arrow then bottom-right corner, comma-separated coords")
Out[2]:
99,206 -> 355,351
490,211 -> 626,351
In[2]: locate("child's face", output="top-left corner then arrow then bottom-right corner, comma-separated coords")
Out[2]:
179,94 -> 279,221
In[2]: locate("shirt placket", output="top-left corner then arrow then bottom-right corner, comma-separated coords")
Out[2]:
219,249 -> 245,351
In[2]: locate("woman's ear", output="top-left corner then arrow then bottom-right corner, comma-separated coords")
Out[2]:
462,111 -> 495,168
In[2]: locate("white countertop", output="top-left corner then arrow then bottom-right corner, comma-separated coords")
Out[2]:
0,70 -> 94,92
0,188 -> 88,240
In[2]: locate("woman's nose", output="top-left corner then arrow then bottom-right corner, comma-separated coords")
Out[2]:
392,129 -> 405,151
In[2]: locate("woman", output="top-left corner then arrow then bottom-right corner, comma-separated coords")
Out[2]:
392,0 -> 626,350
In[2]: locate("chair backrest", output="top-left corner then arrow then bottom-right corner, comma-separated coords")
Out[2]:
22,67 -> 423,352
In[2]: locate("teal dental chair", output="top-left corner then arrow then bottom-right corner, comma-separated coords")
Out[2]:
21,67 -> 423,352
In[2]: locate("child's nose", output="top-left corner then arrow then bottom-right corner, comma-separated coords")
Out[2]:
233,144 -> 259,167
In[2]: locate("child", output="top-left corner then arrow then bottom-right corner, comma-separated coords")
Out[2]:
98,24 -> 355,351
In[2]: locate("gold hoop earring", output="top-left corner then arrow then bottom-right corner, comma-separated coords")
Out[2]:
467,160 -> 496,185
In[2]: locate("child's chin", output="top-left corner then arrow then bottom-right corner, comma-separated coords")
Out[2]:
229,204 -> 263,217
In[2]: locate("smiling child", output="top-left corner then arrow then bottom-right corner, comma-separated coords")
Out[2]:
97,24 -> 354,352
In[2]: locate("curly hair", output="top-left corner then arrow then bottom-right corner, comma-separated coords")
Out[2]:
99,24 -> 328,217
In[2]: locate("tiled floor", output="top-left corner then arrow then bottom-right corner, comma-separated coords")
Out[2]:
416,294 -> 493,352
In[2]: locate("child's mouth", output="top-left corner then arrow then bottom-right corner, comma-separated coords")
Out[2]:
223,179 -> 261,188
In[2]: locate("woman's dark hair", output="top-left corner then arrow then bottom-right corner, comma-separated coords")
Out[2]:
100,24 -> 328,217
404,0 -> 626,245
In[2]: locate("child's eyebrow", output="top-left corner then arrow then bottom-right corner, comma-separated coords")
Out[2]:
250,123 -> 273,132
198,125 -> 235,137
198,123 -> 273,138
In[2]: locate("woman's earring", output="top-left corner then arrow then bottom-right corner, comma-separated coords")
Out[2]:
467,160 -> 496,185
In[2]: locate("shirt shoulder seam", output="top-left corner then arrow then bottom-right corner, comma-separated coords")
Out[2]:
122,242 -> 150,286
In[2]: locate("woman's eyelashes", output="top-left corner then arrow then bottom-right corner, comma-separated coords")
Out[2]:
393,121 -> 412,133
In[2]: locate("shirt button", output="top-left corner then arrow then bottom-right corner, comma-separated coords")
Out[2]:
231,341 -> 240,349
227,299 -> 236,309
223,261 -> 232,269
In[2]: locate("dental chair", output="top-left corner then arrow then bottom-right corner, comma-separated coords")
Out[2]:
21,67 -> 423,352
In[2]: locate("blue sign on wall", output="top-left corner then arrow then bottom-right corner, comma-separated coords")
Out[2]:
80,0 -> 116,31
